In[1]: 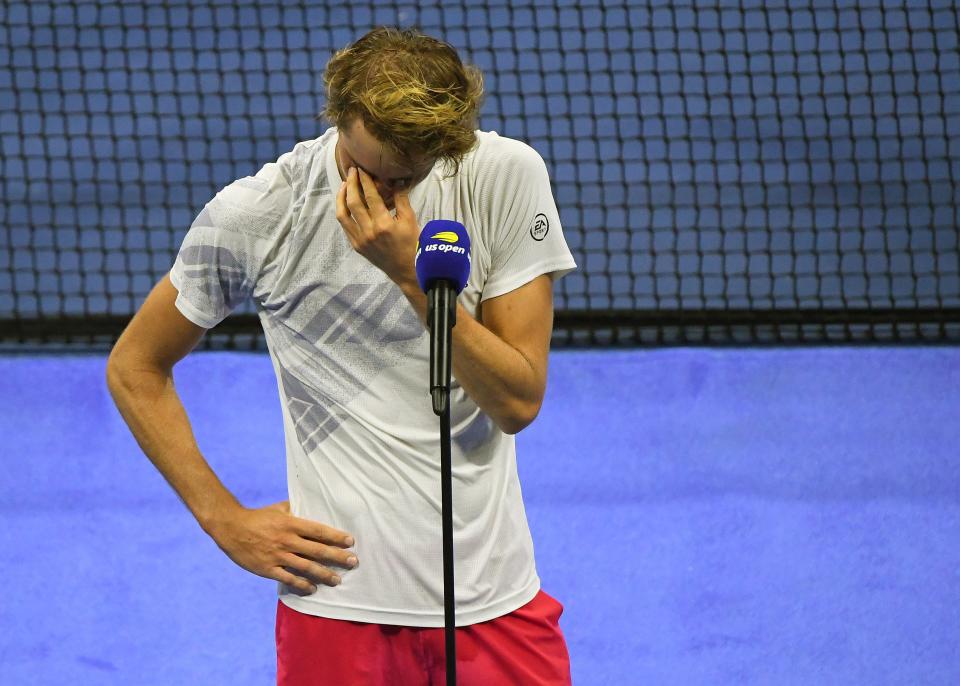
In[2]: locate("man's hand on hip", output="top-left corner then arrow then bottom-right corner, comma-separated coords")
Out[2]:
208,500 -> 358,595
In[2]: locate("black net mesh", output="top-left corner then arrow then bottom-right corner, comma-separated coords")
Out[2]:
2,1 -> 959,349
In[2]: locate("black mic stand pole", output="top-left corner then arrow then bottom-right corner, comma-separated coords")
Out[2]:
428,281 -> 458,686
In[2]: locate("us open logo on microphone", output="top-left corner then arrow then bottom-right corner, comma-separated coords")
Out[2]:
431,231 -> 459,243
424,243 -> 466,255
530,213 -> 549,241
424,230 -> 467,255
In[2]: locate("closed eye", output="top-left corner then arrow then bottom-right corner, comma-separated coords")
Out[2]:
357,167 -> 410,190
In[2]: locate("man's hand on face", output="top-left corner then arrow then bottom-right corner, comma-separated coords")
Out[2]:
336,167 -> 421,289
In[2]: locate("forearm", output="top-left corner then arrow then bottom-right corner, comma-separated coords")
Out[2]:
398,281 -> 545,434
106,357 -> 240,531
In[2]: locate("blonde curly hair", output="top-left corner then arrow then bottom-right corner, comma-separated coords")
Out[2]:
322,27 -> 484,171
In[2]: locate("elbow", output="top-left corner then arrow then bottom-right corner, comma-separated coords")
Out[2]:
106,344 -> 122,389
105,344 -> 133,399
106,334 -> 135,384
496,398 -> 543,436
105,341 -> 165,400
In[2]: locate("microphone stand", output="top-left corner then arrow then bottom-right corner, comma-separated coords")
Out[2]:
427,281 -> 458,686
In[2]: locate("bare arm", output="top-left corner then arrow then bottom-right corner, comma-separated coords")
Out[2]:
106,275 -> 233,527
106,275 -> 357,593
398,275 -> 553,434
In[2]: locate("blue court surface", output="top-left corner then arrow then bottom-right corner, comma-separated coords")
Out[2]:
1,347 -> 958,685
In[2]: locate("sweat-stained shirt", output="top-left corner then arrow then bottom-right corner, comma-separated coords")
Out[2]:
169,127 -> 577,626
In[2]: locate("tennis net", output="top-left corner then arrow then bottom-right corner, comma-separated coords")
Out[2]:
2,1 -> 959,348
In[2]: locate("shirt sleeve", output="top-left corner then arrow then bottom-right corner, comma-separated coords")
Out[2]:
478,137 -> 577,302
169,163 -> 291,329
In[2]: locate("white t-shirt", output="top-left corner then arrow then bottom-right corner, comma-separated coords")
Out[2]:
169,127 -> 576,626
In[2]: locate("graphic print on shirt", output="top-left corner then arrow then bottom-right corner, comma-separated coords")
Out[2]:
176,201 -> 261,314
268,280 -> 424,451
177,242 -> 249,309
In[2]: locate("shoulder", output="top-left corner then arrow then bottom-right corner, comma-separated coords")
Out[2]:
466,131 -> 549,177
275,128 -> 336,189
460,132 -> 552,205
212,130 -> 334,230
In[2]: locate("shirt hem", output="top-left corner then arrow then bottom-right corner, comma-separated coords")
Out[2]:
168,269 -> 225,329
278,576 -> 541,628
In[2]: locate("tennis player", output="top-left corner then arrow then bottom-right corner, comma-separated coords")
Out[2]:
107,27 -> 576,685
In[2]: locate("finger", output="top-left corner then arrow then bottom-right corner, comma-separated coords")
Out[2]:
274,568 -> 317,596
357,169 -> 387,215
268,500 -> 290,514
291,517 -> 355,548
344,167 -> 371,225
293,539 -> 359,569
283,553 -> 342,587
336,178 -> 362,240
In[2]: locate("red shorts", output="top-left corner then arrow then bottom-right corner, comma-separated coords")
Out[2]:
275,590 -> 572,685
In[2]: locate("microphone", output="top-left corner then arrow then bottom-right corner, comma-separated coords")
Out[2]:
415,220 -> 471,415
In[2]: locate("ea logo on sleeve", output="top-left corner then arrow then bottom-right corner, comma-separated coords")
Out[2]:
530,213 -> 549,241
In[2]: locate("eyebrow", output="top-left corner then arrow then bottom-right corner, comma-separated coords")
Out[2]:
342,146 -> 413,183
361,166 -> 411,182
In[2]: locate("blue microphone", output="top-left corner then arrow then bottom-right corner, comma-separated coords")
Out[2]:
415,220 -> 471,294
415,220 -> 472,415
